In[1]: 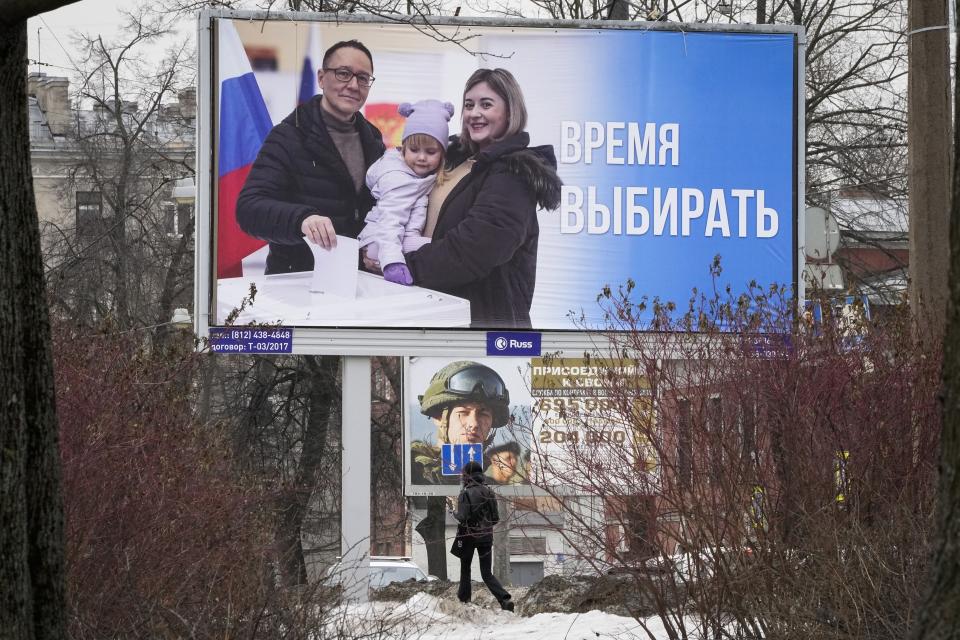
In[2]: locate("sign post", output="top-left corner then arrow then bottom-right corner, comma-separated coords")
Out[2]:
341,356 -> 371,601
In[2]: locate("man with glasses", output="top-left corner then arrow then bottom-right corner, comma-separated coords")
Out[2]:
237,40 -> 386,274
411,361 -> 514,484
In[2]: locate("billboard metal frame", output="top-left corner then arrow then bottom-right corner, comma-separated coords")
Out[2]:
195,10 -> 806,357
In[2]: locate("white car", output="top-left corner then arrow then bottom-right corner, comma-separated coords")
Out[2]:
369,557 -> 438,588
326,556 -> 437,589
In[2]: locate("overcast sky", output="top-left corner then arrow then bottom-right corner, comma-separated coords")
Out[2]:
28,0 -> 190,79
27,0 -> 537,80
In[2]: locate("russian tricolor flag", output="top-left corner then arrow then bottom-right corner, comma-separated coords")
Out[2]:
217,20 -> 273,279
298,24 -> 323,106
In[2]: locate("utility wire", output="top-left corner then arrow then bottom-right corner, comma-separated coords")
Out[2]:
27,58 -> 75,73
39,15 -> 79,72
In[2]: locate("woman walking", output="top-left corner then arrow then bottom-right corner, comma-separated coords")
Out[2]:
453,461 -> 514,610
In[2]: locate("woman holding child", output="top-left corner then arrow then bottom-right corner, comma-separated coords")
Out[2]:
366,68 -> 562,329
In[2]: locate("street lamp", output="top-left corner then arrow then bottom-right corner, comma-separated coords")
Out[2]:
171,176 -> 195,204
169,307 -> 192,330
170,177 -> 195,236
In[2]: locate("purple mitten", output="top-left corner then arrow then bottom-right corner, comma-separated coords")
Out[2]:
383,263 -> 413,286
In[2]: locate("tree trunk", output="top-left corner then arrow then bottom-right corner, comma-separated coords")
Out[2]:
0,20 -> 66,640
911,2 -> 960,634
607,0 -> 630,20
416,496 -> 448,580
272,356 -> 339,587
908,0 -> 951,343
292,356 -> 340,586
236,357 -> 276,473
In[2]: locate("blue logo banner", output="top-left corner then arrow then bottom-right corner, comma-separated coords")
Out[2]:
487,332 -> 542,356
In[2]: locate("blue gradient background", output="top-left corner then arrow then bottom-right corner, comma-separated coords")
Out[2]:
510,30 -> 796,329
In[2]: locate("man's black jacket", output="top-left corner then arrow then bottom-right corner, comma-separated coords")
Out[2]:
236,96 -> 385,274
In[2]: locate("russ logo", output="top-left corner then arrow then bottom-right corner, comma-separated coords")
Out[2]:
487,332 -> 541,356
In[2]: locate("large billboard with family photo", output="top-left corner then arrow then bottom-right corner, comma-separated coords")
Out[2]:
404,356 -> 654,496
203,13 -> 801,333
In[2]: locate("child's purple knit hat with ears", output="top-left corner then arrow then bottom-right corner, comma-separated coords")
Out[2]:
399,100 -> 455,150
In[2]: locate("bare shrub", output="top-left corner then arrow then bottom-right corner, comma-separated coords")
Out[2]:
515,280 -> 938,639
55,324 -> 347,639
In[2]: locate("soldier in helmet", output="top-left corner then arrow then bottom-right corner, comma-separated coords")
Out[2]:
485,441 -> 527,485
411,361 -> 512,485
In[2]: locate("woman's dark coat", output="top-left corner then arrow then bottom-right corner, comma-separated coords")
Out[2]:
454,470 -> 500,543
236,96 -> 385,274
406,132 -> 562,328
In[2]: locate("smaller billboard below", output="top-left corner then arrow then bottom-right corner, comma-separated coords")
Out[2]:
404,355 -> 654,496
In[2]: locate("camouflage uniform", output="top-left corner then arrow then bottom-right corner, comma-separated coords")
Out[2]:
410,361 -> 511,485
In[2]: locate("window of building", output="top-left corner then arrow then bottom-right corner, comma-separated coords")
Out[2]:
177,203 -> 192,236
509,535 -> 547,555
165,201 -> 193,237
75,190 -> 104,238
371,363 -> 395,402
604,495 -> 656,561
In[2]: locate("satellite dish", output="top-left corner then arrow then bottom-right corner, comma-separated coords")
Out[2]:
803,263 -> 845,291
804,206 -> 840,261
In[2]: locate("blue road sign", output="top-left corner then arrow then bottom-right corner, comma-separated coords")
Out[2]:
441,444 -> 461,476
440,443 -> 484,476
462,443 -> 482,467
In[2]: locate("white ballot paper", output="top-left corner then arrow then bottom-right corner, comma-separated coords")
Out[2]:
307,235 -> 359,299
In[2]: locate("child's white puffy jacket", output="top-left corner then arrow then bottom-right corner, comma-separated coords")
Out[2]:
357,148 -> 435,267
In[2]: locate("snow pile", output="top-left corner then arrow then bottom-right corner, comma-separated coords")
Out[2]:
375,573 -> 673,619
327,593 -> 669,640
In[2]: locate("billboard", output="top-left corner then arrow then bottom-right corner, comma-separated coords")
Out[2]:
404,355 -> 654,496
196,12 -> 803,352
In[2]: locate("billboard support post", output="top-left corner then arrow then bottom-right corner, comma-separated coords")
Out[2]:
494,496 -> 512,585
341,356 -> 371,601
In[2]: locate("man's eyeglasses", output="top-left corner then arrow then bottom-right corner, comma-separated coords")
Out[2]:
323,67 -> 375,88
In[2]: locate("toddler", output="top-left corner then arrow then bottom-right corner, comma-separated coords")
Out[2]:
358,99 -> 455,285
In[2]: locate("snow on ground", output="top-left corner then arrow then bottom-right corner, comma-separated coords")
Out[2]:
327,593 -> 674,640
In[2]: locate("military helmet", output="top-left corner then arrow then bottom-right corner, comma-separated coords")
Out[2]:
419,360 -> 511,428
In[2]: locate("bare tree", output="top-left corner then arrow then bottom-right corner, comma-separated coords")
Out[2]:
512,283 -> 938,639
210,354 -> 345,587
41,9 -> 195,338
195,353 -> 406,591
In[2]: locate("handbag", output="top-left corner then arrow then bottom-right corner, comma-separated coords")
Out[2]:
450,528 -> 464,558
450,491 -> 471,558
